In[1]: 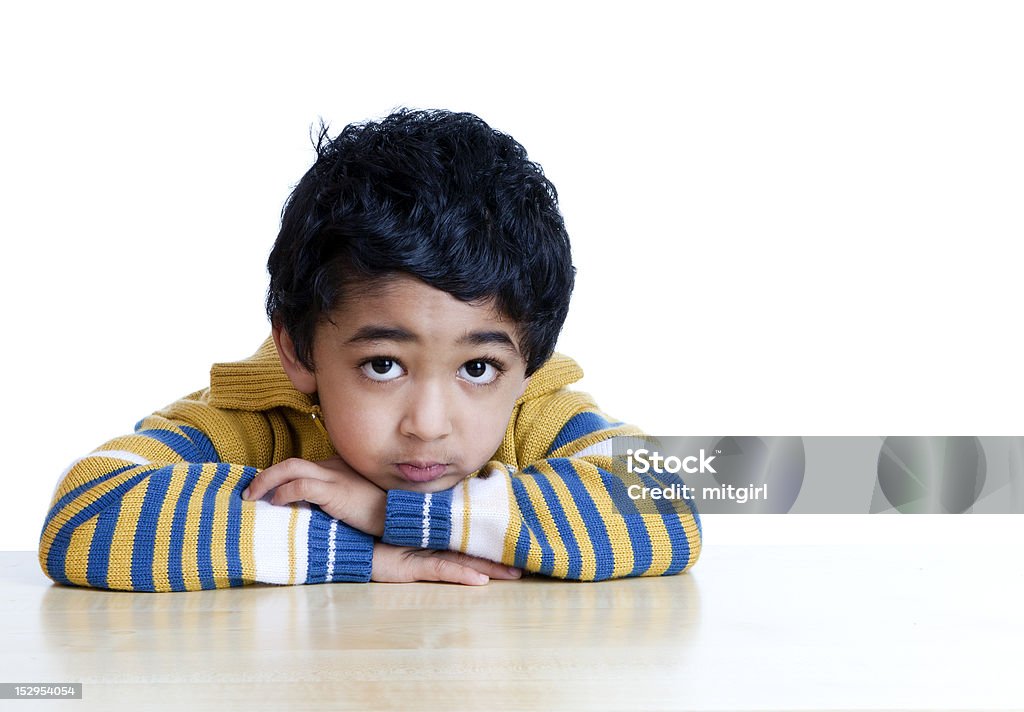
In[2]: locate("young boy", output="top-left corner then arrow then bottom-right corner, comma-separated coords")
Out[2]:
38,109 -> 702,592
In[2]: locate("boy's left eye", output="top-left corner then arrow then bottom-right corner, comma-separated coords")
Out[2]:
458,360 -> 500,385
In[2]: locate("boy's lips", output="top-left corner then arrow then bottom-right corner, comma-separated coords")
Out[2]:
395,462 -> 450,483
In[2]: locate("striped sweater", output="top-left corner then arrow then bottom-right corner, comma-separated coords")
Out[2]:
39,337 -> 702,591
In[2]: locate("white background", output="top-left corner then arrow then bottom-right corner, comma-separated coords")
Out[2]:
2,1 -> 1023,550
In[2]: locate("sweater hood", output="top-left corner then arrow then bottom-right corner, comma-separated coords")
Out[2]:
207,335 -> 584,412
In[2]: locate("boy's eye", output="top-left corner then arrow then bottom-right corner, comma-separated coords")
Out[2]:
458,360 -> 499,385
361,358 -> 405,382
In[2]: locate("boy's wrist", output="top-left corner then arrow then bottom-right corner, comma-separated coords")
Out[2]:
382,488 -> 452,549
345,477 -> 387,538
320,523 -> 374,583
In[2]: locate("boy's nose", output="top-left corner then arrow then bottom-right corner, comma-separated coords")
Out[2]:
399,383 -> 453,442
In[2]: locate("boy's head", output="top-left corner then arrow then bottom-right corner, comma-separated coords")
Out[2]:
266,108 -> 575,492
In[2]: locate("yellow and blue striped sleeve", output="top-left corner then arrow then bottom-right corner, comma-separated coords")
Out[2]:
38,415 -> 373,592
381,396 -> 702,580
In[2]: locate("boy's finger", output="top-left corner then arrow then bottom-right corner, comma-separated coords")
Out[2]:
266,479 -> 325,508
243,458 -> 328,500
419,557 -> 489,586
434,551 -> 522,579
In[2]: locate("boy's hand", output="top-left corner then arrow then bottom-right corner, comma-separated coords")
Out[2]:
242,456 -> 386,537
372,541 -> 523,585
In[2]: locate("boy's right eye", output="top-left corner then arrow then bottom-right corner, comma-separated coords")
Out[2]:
360,358 -> 405,382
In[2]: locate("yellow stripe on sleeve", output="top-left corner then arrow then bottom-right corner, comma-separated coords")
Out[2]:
179,465 -> 207,592
210,476 -> 233,588
287,504 -> 299,586
64,517 -> 98,588
460,479 -> 472,553
107,477 -> 150,591
639,511 -> 673,577
239,498 -> 256,582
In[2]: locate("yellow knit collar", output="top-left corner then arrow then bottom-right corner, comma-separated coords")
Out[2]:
207,335 -> 584,412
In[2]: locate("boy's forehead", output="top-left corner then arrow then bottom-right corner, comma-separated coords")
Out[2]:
317,275 -> 523,356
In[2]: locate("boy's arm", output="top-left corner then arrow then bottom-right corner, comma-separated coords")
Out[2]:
38,412 -> 375,592
379,392 -> 702,580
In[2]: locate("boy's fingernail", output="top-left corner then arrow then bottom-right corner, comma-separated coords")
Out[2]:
242,488 -> 250,500
474,573 -> 489,585
508,567 -> 522,578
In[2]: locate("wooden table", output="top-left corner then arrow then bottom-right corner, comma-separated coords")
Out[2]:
3,532 -> 1023,711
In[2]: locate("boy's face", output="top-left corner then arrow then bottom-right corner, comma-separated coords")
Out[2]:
274,274 -> 531,494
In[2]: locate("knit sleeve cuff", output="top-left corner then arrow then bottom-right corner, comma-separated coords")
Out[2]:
382,488 -> 452,549
306,511 -> 374,583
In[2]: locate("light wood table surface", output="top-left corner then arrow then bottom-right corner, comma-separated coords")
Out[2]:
3,535 -> 1023,711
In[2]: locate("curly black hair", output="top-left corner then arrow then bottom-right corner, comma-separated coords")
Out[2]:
265,108 -> 575,376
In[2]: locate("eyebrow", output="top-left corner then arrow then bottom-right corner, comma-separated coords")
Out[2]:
346,326 -> 417,344
345,325 -> 519,354
458,330 -> 519,353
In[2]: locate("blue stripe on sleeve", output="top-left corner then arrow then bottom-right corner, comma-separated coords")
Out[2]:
194,463 -> 230,589
86,498 -> 121,589
167,464 -> 203,591
130,466 -> 174,591
524,464 -> 583,580
305,507 -> 332,584
179,425 -> 220,462
512,520 -> 532,570
546,458 -> 615,581
548,412 -> 623,454
509,476 -> 555,575
226,467 -> 256,587
136,428 -> 204,461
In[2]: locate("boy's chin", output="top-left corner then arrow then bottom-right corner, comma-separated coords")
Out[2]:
401,480 -> 459,494
385,470 -> 468,494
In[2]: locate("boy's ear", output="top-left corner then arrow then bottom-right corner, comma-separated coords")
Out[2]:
517,376 -> 531,399
272,325 -> 318,395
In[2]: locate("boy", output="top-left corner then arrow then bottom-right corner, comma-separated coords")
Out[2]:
38,109 -> 702,592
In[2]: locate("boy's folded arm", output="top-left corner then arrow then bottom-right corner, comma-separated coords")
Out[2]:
38,412 -> 374,592
380,395 -> 703,581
